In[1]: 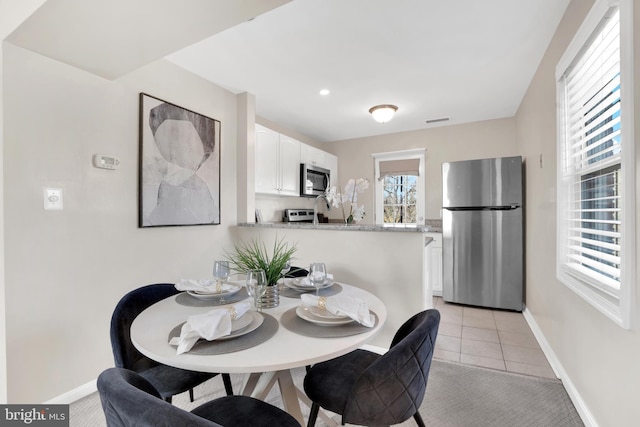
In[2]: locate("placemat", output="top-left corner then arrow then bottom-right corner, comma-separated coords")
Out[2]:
280,283 -> 343,299
175,287 -> 250,307
280,307 -> 378,338
167,312 -> 278,355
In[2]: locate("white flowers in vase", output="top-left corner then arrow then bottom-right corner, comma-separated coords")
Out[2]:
326,178 -> 370,224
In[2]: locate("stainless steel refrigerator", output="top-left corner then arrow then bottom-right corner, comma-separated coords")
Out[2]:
442,156 -> 523,311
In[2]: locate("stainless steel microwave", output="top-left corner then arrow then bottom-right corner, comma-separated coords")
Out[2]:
300,163 -> 330,197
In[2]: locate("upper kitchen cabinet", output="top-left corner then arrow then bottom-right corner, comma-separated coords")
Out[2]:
255,124 -> 300,196
301,143 -> 338,188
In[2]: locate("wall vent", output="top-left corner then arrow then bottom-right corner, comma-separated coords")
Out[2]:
425,117 -> 450,124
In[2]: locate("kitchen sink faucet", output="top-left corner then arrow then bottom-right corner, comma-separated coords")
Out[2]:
313,195 -> 331,225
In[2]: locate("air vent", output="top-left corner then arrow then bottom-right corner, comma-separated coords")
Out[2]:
425,117 -> 450,124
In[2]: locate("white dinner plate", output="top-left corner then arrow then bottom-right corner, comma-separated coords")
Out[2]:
308,306 -> 350,320
215,311 -> 264,341
295,305 -> 354,326
186,283 -> 242,299
284,278 -> 334,292
170,312 -> 264,345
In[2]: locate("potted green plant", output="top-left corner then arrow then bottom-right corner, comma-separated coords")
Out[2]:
226,236 -> 297,308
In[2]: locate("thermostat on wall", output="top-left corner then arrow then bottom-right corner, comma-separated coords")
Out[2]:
93,154 -> 120,170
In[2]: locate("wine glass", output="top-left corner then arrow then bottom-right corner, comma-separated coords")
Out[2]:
213,261 -> 230,293
309,263 -> 327,296
246,269 -> 267,312
280,261 -> 291,286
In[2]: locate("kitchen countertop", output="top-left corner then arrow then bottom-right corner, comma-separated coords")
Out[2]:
238,222 -> 433,233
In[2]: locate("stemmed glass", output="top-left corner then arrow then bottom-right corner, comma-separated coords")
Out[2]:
213,261 -> 230,293
309,263 -> 327,296
246,269 -> 267,312
280,261 -> 291,287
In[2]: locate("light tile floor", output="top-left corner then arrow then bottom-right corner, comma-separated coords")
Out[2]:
432,296 -> 556,379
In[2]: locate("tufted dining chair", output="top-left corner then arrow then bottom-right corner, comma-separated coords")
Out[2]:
97,367 -> 300,427
110,283 -> 233,403
303,309 -> 440,427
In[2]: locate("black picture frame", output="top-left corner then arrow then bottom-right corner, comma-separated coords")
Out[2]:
139,93 -> 221,227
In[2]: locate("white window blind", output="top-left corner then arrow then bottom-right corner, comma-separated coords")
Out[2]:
377,159 -> 420,181
560,8 -> 621,295
557,0 -> 634,328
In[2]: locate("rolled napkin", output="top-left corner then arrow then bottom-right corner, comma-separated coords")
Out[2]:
169,302 -> 251,354
175,279 -> 237,294
301,294 -> 374,327
296,273 -> 334,287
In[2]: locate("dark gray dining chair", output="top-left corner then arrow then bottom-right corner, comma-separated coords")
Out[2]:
110,283 -> 233,403
303,309 -> 440,427
97,367 -> 300,427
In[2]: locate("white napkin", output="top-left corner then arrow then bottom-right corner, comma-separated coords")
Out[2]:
169,302 -> 251,354
301,294 -> 374,327
296,273 -> 334,287
175,279 -> 236,294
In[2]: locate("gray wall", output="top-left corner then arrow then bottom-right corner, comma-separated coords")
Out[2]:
325,117 -> 519,221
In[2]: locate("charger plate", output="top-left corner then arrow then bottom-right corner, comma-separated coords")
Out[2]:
167,313 -> 278,355
280,307 -> 378,338
176,287 -> 250,307
280,283 -> 342,299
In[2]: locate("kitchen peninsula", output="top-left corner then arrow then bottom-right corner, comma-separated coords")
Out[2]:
234,223 -> 435,347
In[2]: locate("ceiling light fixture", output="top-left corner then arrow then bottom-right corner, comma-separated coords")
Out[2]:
319,89 -> 330,96
369,104 -> 398,123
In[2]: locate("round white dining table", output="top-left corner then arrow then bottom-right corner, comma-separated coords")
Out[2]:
130,282 -> 387,426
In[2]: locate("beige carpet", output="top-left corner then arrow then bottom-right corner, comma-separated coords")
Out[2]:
70,360 -> 583,427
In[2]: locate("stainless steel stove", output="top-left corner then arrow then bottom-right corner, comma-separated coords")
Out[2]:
283,209 -> 315,223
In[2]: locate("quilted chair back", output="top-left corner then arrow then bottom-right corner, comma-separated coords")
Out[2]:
110,284 -> 178,370
342,309 -> 440,425
97,368 -> 221,427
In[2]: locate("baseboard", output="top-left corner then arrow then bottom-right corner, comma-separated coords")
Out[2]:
522,306 -> 598,427
44,379 -> 97,404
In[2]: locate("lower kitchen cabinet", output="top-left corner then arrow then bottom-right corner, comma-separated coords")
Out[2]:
426,232 -> 443,296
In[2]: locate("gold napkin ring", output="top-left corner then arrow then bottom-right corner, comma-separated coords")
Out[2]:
318,297 -> 327,310
227,306 -> 237,320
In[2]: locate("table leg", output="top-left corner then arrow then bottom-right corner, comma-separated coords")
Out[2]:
239,371 -> 306,427
295,387 -> 338,427
241,371 -> 278,400
276,370 -> 305,426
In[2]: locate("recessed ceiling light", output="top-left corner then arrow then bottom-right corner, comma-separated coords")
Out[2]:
319,89 -> 330,96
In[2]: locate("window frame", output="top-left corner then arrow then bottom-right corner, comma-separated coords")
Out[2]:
372,149 -> 425,227
555,0 -> 635,328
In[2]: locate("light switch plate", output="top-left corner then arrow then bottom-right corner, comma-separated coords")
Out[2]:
44,188 -> 63,210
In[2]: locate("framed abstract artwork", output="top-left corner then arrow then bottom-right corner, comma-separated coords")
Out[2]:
139,93 -> 221,227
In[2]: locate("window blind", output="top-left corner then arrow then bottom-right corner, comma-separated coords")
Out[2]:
378,159 -> 420,181
560,8 -> 621,295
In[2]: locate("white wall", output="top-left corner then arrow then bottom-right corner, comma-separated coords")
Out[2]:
3,43 -> 240,403
515,0 -> 640,425
0,0 -> 49,404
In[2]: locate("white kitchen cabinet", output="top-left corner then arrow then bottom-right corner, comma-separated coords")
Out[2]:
255,125 -> 300,196
425,232 -> 443,296
300,144 -> 326,168
325,152 -> 338,188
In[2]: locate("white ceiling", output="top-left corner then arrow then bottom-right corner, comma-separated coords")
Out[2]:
168,0 -> 570,142
7,0 -> 569,144
6,0 -> 291,79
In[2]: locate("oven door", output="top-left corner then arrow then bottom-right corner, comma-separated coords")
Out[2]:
301,164 -> 330,197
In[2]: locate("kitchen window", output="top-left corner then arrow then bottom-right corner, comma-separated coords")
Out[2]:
556,0 -> 634,328
372,149 -> 425,226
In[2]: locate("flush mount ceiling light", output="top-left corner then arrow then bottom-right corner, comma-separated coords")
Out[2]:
369,104 -> 398,123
